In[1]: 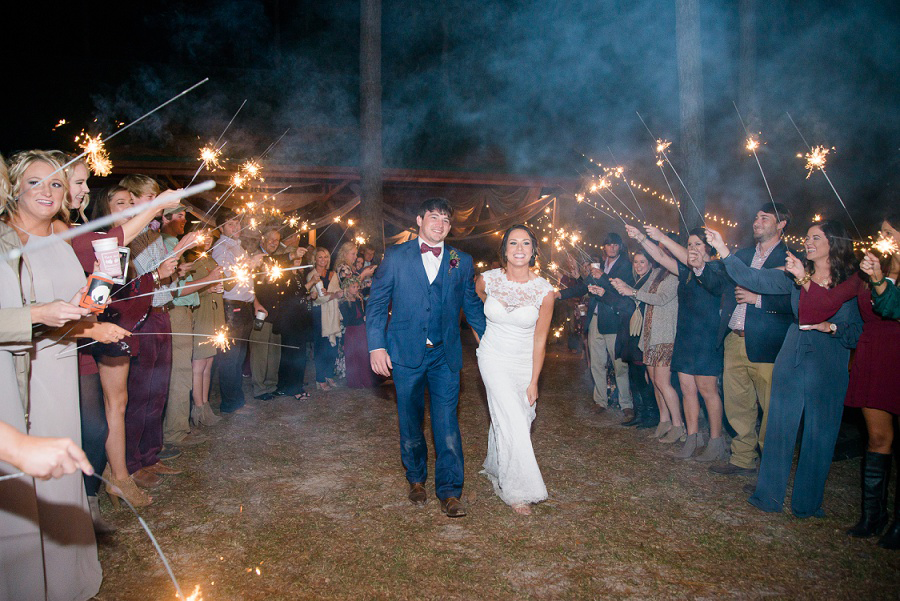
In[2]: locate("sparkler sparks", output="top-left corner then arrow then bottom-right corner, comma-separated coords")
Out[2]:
75,132 -> 112,176
745,136 -> 760,152
182,585 -> 203,601
655,139 -> 672,155
266,263 -> 284,282
801,145 -> 831,179
242,160 -> 262,180
231,173 -> 247,189
872,233 -> 899,256
230,261 -> 251,286
203,328 -> 232,352
198,145 -> 223,171
52,118 -> 68,131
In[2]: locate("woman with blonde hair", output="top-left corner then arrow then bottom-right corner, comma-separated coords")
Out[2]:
308,246 -> 342,390
1,150 -> 131,601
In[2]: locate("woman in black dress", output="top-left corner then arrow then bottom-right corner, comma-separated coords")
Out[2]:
625,224 -> 727,462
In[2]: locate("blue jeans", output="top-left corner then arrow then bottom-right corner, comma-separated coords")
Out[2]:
392,345 -> 464,500
79,372 -> 107,497
217,301 -> 252,412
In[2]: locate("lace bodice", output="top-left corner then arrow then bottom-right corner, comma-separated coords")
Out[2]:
482,268 -> 555,312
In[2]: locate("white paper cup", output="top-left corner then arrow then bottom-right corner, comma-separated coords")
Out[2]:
590,262 -> 602,270
92,238 -> 122,277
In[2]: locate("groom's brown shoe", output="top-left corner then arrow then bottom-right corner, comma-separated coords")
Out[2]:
440,497 -> 467,518
408,482 -> 427,506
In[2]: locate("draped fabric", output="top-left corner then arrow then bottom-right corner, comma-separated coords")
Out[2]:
307,197 -> 360,229
382,189 -> 555,244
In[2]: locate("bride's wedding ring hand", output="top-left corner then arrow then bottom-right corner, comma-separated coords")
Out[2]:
526,383 -> 538,406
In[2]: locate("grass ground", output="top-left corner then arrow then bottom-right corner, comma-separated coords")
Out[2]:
95,337 -> 900,600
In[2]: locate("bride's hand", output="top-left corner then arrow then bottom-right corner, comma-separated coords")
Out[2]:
526,383 -> 538,406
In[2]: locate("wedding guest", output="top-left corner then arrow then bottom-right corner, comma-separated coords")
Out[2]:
618,249 -> 660,429
250,228 -> 287,401
862,215 -> 900,321
186,235 -> 224,425
212,209 -> 262,413
624,224 -> 726,461
1,150 -> 130,601
558,233 -> 634,416
122,174 -> 195,484
308,246 -> 342,391
273,246 -> 314,400
695,204 -> 793,476
340,276 -> 375,388
160,205 -> 207,448
608,249 -> 683,443
0,421 -> 93,480
706,222 -> 862,518
835,211 -> 900,549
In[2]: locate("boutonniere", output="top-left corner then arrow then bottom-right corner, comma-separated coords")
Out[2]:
448,249 -> 460,272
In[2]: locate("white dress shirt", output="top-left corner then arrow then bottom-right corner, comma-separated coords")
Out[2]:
419,237 -> 444,285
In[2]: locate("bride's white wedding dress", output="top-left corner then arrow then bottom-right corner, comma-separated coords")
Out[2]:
477,268 -> 555,506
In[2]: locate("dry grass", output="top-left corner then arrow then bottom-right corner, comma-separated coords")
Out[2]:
96,338 -> 900,600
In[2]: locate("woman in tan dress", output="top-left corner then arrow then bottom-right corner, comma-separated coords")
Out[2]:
189,235 -> 225,426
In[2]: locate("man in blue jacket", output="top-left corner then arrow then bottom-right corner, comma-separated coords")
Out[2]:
558,233 -> 635,418
367,198 -> 486,517
695,203 -> 794,475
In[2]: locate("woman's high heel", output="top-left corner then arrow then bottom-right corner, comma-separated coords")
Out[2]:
316,381 -> 332,391
103,466 -> 152,508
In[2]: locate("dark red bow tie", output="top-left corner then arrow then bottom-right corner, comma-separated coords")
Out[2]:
420,242 -> 441,257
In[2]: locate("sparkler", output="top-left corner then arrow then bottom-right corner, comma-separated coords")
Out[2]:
204,328 -> 232,351
74,132 -> 112,176
1,181 -> 216,262
733,102 -> 780,222
636,112 -> 704,226
786,113 -> 862,240
871,232 -> 899,256
607,147 -> 647,220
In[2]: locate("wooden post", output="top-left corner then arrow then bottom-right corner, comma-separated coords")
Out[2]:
676,0 -> 706,233
360,0 -> 384,252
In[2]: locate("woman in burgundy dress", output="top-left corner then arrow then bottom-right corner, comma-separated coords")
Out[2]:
339,277 -> 375,388
803,211 -> 900,548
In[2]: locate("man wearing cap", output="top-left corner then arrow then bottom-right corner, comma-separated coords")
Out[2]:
160,206 -> 220,447
211,210 -> 264,414
558,232 -> 635,417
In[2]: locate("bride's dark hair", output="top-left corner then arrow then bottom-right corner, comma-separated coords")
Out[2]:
499,225 -> 539,267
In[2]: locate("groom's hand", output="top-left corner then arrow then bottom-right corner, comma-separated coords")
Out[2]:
370,349 -> 393,376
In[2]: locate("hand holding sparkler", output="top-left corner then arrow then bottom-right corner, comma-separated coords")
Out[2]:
784,252 -> 806,280
0,424 -> 94,480
704,228 -> 729,259
643,224 -> 664,242
84,322 -> 131,345
860,252 -> 884,282
624,224 -> 645,242
587,284 -> 606,297
608,278 -> 633,297
158,257 -> 179,280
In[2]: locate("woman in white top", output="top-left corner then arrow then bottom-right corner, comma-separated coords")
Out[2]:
475,225 -> 555,515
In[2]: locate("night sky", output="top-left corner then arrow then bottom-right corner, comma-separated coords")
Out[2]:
4,0 -> 899,243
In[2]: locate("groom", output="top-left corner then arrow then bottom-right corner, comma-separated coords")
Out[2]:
367,198 -> 486,517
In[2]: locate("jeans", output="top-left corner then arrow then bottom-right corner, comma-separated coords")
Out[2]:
79,372 -> 107,496
216,300 -> 252,412
392,345 -> 464,500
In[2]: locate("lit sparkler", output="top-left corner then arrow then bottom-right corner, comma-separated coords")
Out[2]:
801,145 -> 831,179
872,232 -> 899,256
745,136 -> 760,152
204,328 -> 232,352
199,145 -> 223,171
812,214 -> 822,222
266,263 -> 284,282
52,119 -> 68,131
242,160 -> 262,180
75,132 -> 112,176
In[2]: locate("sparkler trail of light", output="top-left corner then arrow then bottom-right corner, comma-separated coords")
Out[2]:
607,146 -> 647,220
786,113 -> 863,240
636,111 -> 704,225
657,161 -> 689,232
601,180 -> 640,221
0,471 -> 191,599
24,79 -> 210,195
214,99 -> 247,147
107,264 -> 314,304
59,330 -> 301,357
0,181 -> 215,262
258,128 -> 290,160
593,189 -> 629,226
733,102 -> 780,221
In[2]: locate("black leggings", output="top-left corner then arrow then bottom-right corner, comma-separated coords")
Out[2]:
79,371 -> 108,497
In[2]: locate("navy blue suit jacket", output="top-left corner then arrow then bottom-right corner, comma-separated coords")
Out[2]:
365,239 -> 486,372
559,257 -> 635,334
695,241 -> 794,363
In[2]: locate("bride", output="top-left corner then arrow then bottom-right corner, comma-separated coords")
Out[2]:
476,225 -> 556,515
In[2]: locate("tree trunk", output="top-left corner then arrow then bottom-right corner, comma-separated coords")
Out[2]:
360,0 -> 384,251
738,0 -> 758,130
675,0 -> 706,232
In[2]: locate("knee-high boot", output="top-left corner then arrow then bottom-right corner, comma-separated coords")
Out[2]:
847,451 -> 891,538
878,454 -> 900,549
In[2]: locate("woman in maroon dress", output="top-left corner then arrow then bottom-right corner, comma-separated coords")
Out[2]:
339,277 -> 375,388
797,211 -> 900,548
